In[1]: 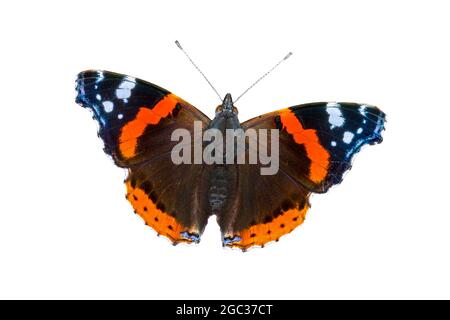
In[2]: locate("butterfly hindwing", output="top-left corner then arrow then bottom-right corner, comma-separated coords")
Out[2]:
76,70 -> 212,244
220,160 -> 312,250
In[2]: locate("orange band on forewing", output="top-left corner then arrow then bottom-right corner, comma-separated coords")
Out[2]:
279,110 -> 330,183
125,181 -> 192,244
228,205 -> 309,250
119,94 -> 178,159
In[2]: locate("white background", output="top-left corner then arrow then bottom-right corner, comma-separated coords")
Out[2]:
0,0 -> 449,300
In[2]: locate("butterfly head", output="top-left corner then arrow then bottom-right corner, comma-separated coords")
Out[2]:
215,93 -> 238,114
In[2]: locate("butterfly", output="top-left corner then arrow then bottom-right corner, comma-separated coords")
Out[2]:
75,69 -> 385,251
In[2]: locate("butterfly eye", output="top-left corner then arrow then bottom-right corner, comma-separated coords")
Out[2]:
215,105 -> 222,113
232,106 -> 239,114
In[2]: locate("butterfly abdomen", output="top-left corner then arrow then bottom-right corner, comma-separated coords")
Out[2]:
208,164 -> 237,217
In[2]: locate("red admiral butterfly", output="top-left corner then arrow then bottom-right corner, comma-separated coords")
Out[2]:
76,46 -> 385,251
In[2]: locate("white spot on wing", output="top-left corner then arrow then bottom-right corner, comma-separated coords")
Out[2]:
96,94 -> 101,100
102,101 -> 114,113
331,141 -> 337,147
96,71 -> 104,83
359,104 -> 368,115
117,114 -> 123,119
374,114 -> 384,133
326,103 -> 344,129
116,76 -> 136,99
357,127 -> 363,134
116,89 -> 130,99
343,131 -> 354,144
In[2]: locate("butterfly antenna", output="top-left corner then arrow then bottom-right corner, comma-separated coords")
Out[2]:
234,52 -> 293,103
175,40 -> 222,101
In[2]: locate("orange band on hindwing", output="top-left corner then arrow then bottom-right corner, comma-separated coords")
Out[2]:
125,180 -> 194,244
279,109 -> 330,183
119,93 -> 178,159
227,205 -> 309,250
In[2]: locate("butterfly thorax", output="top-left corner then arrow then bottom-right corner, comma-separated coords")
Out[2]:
207,93 -> 242,161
